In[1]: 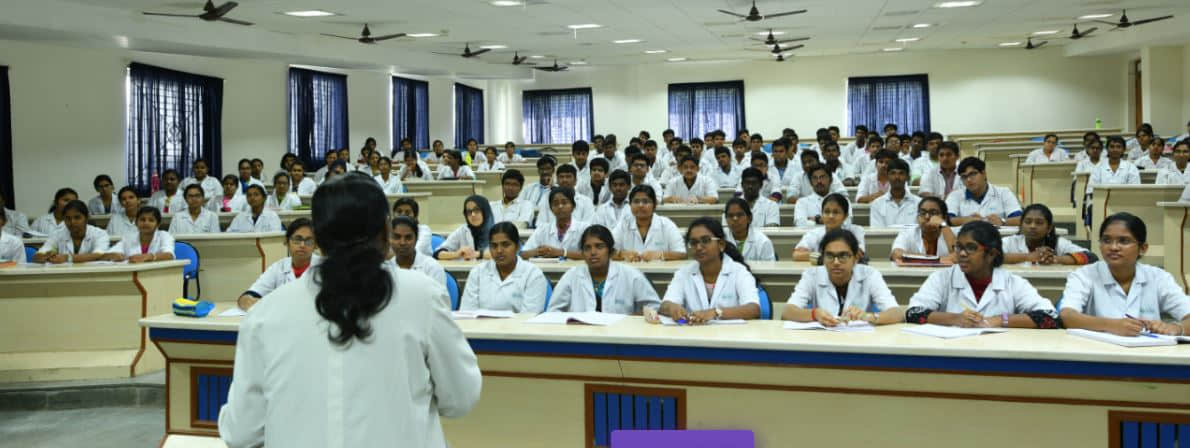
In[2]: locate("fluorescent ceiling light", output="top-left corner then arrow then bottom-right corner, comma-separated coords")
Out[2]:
1078,13 -> 1113,19
529,55 -> 546,59
666,57 -> 687,62
613,39 -> 642,44
644,49 -> 668,54
567,24 -> 602,29
911,23 -> 931,28
283,10 -> 336,17
489,0 -> 523,6
1032,30 -> 1060,35
407,33 -> 438,38
756,30 -> 785,35
895,37 -> 920,42
999,42 -> 1021,47
933,1 -> 981,8
479,45 -> 507,49
570,61 -> 587,65
882,47 -> 904,52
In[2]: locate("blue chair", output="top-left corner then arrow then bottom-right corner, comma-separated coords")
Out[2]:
762,143 -> 772,153
445,274 -> 460,310
24,246 -> 36,263
174,241 -> 201,299
431,234 -> 445,252
521,149 -> 543,158
756,285 -> 773,320
1029,136 -> 1045,142
543,277 -> 554,312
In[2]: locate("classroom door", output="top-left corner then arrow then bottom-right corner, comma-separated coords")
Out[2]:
1133,59 -> 1143,129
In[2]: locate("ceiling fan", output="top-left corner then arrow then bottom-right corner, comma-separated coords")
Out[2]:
770,43 -> 804,54
774,53 -> 791,62
322,24 -> 406,44
432,43 -> 491,58
718,1 -> 807,22
750,29 -> 811,45
142,0 -> 252,26
509,52 -> 535,65
1093,9 -> 1173,29
1025,37 -> 1047,50
534,60 -> 569,72
1063,24 -> 1097,40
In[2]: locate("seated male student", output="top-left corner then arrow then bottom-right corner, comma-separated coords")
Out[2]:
852,135 -> 885,183
568,140 -> 592,185
787,148 -> 847,202
730,139 -> 752,173
733,151 -> 779,200
314,149 -> 339,183
709,146 -> 740,188
844,125 -> 868,166
692,138 -> 715,171
946,157 -> 1022,226
663,155 -> 718,204
518,155 -> 557,217
767,138 -> 800,191
793,164 -> 850,228
576,157 -> 612,205
819,141 -> 854,183
738,167 -> 780,228
642,140 -> 667,181
659,144 -> 694,186
626,153 -> 661,191
594,136 -> 627,173
498,141 -> 525,164
490,169 -> 533,227
870,158 -> 921,227
748,134 -> 765,153
593,169 -> 633,229
856,150 -> 898,204
919,141 -> 963,199
536,164 -> 596,225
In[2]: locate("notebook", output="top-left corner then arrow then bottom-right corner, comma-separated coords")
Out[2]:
1066,329 -> 1178,347
451,309 -> 515,320
895,255 -> 948,267
901,324 -> 1009,339
217,307 -> 247,317
783,320 -> 874,332
657,316 -> 747,326
525,312 -> 627,326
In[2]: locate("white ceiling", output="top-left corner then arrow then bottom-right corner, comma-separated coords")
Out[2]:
3,0 -> 1190,75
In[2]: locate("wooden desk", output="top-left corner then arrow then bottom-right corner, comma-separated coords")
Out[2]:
1090,184 -> 1185,267
955,128 -> 1120,155
88,214 -> 111,229
1019,161 -> 1079,228
0,260 -> 187,383
172,232 -> 286,303
475,170 -> 505,200
655,203 -> 870,228
1160,202 -> 1189,292
1141,170 -> 1158,184
142,309 -> 1189,447
976,147 -> 1033,187
403,181 -> 485,228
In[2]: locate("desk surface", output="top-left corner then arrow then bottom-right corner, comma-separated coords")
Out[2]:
0,259 -> 188,276
438,259 -> 1077,279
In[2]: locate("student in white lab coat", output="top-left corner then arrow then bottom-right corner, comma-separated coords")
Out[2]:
234,159 -> 266,195
312,149 -> 338,184
399,150 -> 434,182
1075,138 -> 1104,174
0,210 -> 26,263
722,198 -> 775,262
793,165 -> 846,228
147,169 -> 187,215
1087,136 -> 1141,194
265,172 -> 302,211
475,146 -> 505,172
171,184 -> 221,234
548,224 -> 662,314
34,200 -> 109,264
786,147 -> 848,201
521,187 -> 589,260
423,139 -> 446,164
372,156 -> 405,194
918,141 -> 964,199
890,197 -> 956,264
497,141 -> 525,164
856,150 -> 898,204
1001,204 -> 1096,266
869,158 -> 921,227
288,161 -> 318,196
904,221 -> 1061,329
576,158 -> 611,206
782,228 -> 904,326
1059,213 -> 1190,336
462,139 -> 488,167
459,222 -> 549,312
210,174 -> 247,213
1023,134 -> 1069,164
946,157 -> 1023,226
490,169 -> 533,227
436,150 -> 476,181
593,170 -> 633,230
0,195 -> 30,237
87,174 -> 120,216
662,155 -> 719,204
656,217 -> 762,324
612,184 -> 686,262
237,218 -> 318,311
1155,140 -> 1189,185
218,177 -> 481,448
737,168 -> 780,228
436,195 -> 494,261
388,216 -> 446,287
181,159 -> 223,201
708,146 -> 741,188
104,206 -> 176,263
106,186 -> 142,237
226,185 -> 283,233
794,193 -> 866,262
766,138 -> 801,195
31,188 -> 79,235
534,164 -> 596,226
392,198 -> 433,257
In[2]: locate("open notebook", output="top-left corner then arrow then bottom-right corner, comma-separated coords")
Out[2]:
1066,329 -> 1187,347
451,309 -> 515,320
901,324 -> 1009,339
657,316 -> 747,326
783,320 -> 874,332
525,312 -> 627,326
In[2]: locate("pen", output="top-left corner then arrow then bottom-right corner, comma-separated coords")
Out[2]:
676,318 -> 688,325
1137,332 -> 1160,339
1125,314 -> 1149,333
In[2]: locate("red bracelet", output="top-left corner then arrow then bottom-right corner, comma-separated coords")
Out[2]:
811,308 -> 817,321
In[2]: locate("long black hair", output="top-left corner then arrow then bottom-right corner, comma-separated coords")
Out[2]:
686,217 -> 752,274
1099,212 -> 1147,244
1021,203 -> 1058,250
957,221 -> 1004,267
816,228 -> 861,266
580,224 -> 615,256
311,175 -> 393,346
49,188 -> 79,213
463,195 -> 495,251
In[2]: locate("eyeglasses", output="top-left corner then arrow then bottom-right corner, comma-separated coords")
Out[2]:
686,236 -> 721,249
822,252 -> 854,263
1098,237 -> 1137,248
464,208 -> 483,216
953,242 -> 984,255
289,236 -> 316,247
917,209 -> 943,218
959,171 -> 982,180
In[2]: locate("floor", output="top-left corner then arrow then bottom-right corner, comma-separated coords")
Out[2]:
0,407 -> 164,448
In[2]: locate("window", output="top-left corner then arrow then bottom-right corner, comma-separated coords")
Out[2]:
847,74 -> 930,134
288,68 -> 348,169
392,76 -> 429,152
667,81 -> 745,141
126,63 -> 223,196
454,83 -> 484,148
522,88 -> 593,144
0,66 -> 11,208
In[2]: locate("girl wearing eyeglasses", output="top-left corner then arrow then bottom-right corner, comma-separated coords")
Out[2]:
722,198 -> 775,262
1059,213 -> 1189,336
792,193 -> 866,262
436,195 -> 494,261
547,225 -> 661,314
905,221 -> 1059,329
612,185 -> 686,262
891,197 -> 956,264
237,218 -> 318,311
783,228 -> 903,326
657,217 -> 761,324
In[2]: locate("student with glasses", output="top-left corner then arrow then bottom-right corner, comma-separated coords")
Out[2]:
657,218 -> 761,324
890,197 -> 956,264
782,228 -> 903,326
435,195 -> 494,261
905,221 -> 1059,329
946,157 -> 1023,226
1059,213 -> 1189,336
612,185 -> 685,262
236,218 -> 319,311
547,225 -> 661,314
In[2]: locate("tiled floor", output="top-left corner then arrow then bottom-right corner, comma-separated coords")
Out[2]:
0,406 -> 163,448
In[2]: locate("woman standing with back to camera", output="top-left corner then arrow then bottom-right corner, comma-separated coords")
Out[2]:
219,175 -> 481,448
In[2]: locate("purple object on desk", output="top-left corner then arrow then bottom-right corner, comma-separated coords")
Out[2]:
611,430 -> 754,447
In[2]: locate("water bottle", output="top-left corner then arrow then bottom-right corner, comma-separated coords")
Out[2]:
1095,118 -> 1102,130
150,172 -> 160,193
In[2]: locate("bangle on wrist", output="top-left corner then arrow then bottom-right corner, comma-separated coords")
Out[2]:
811,308 -> 817,321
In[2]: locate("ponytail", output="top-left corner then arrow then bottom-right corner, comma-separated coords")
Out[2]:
685,217 -> 760,288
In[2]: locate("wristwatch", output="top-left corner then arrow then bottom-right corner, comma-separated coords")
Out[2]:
714,307 -> 723,320
1001,313 -> 1010,327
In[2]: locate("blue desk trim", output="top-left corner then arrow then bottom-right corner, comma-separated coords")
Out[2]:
149,328 -> 239,343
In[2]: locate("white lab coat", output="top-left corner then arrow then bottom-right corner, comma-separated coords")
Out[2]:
245,256 -> 321,298
1087,160 -> 1141,193
87,193 -> 121,216
1000,234 -> 1088,258
391,252 -> 446,286
786,172 -> 848,200
182,176 -> 223,201
37,225 -> 109,255
1059,261 -> 1190,321
945,185 -> 1022,220
795,224 -> 867,252
575,181 -> 612,206
265,193 -> 302,211
1155,165 -> 1190,185
398,162 -> 434,181
547,262 -> 661,314
523,220 -> 590,255
169,208 -> 221,234
30,213 -> 64,235
612,214 -> 685,254
0,232 -> 26,263
108,230 -> 175,257
536,193 -> 596,226
148,190 -> 187,215
475,160 -> 505,172
747,197 -> 781,228
787,265 -> 900,316
226,209 -> 283,233
293,177 -> 318,196
1135,156 -> 1174,172
792,192 -> 853,228
436,165 -> 475,180
708,165 -> 741,188
438,225 -> 478,254
869,193 -> 921,228
490,198 -> 533,225
663,175 -> 718,203
105,211 -> 137,237
908,265 -> 1056,317
592,200 -> 632,230
373,174 -> 405,194
723,228 -> 776,262
1024,147 -> 1070,164
856,172 -> 889,199
661,257 -> 760,312
496,152 -> 525,164
919,166 -> 963,198
210,194 -> 248,214
459,259 -> 549,312
2,208 -> 30,237
218,265 -> 481,448
416,224 -> 433,257
891,225 -> 951,258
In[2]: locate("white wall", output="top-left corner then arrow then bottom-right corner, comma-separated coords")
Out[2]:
1141,46 -> 1184,136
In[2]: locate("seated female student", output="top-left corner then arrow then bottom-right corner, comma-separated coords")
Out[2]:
1059,213 -> 1190,336
33,200 -> 110,264
32,188 -> 80,234
547,224 -> 661,314
1156,139 -> 1189,185
106,186 -> 142,237
288,161 -> 318,196
1087,136 -> 1141,194
373,156 -> 405,194
1024,134 -> 1069,164
320,160 -> 350,185
236,218 -> 318,311
783,228 -> 903,326
366,150 -> 382,176
905,221 -> 1060,329
498,141 -> 524,164
0,210 -> 26,264
1075,137 -> 1103,173
436,150 -> 476,181
476,147 -> 505,172
1002,204 -> 1096,266
103,206 -> 175,263
399,150 -> 434,181
227,185 -> 283,233
149,169 -> 186,215
171,185 -> 221,234
0,195 -> 30,237
182,159 -> 222,201
722,198 -> 775,262
393,198 -> 433,256
522,187 -> 589,260
1135,136 -> 1174,171
793,193 -> 866,262
424,139 -> 446,163
265,172 -> 302,211
87,174 -> 120,215
388,216 -> 446,286
656,218 -> 761,324
891,197 -> 956,264
436,195 -> 494,261
612,185 -> 686,262
211,174 -> 247,213
460,222 -> 549,312
463,138 -> 487,166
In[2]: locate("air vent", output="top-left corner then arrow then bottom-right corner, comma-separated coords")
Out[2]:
536,31 -> 570,36
871,25 -> 904,31
884,9 -> 920,16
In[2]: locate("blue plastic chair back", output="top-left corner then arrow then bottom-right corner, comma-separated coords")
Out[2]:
24,246 -> 36,263
1029,136 -> 1044,142
521,149 -> 543,158
757,285 -> 772,320
431,234 -> 446,252
763,143 -> 772,153
543,277 -> 554,312
174,241 -> 201,298
445,274 -> 460,310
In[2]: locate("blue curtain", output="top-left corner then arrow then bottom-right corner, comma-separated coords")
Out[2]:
289,68 -> 349,171
126,63 -> 223,196
667,81 -> 745,141
847,74 -> 930,134
522,88 -> 593,144
392,76 -> 429,153
0,66 -> 11,208
454,83 -> 484,148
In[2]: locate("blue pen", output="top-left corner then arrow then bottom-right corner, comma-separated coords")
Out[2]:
1138,332 -> 1160,339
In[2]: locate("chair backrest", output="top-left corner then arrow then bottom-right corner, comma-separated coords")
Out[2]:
543,277 -> 554,312
445,274 -> 460,311
431,234 -> 446,252
24,246 -> 36,263
756,285 -> 772,320
174,241 -> 200,278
